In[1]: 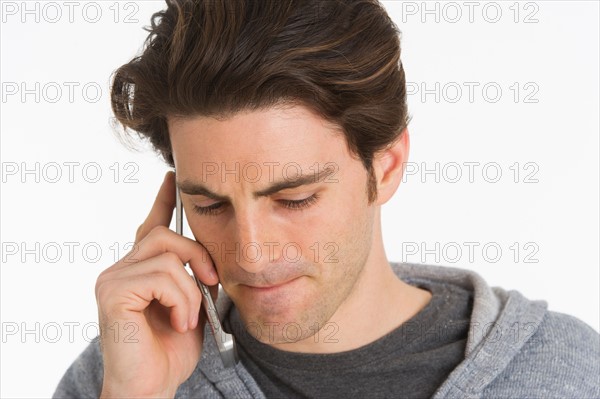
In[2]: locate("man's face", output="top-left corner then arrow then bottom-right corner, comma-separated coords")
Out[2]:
169,104 -> 377,346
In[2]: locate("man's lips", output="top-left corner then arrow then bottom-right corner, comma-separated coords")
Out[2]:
241,276 -> 303,292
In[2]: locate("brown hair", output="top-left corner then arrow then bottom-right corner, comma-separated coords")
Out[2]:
111,0 -> 408,202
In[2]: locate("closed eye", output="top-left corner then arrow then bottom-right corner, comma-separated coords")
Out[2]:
192,202 -> 226,216
191,194 -> 319,216
278,194 -> 319,210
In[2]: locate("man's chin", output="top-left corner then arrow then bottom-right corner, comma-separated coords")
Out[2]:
234,308 -> 315,346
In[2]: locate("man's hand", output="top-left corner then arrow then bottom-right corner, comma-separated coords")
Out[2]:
95,171 -> 219,398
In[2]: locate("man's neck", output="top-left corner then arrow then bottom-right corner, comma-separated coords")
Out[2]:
268,230 -> 432,354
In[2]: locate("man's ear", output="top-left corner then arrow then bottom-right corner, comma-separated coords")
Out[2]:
373,128 -> 410,205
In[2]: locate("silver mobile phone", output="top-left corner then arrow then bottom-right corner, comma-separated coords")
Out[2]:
175,186 -> 238,368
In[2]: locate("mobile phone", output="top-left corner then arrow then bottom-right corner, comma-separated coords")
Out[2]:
175,182 -> 238,368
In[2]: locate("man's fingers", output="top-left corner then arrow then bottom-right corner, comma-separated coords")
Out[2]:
105,251 -> 204,329
135,171 -> 176,244
113,225 -> 219,286
96,251 -> 201,332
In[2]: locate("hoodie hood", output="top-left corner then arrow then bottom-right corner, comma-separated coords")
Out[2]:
393,263 -> 548,398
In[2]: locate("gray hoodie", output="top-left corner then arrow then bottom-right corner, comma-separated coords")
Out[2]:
53,262 -> 600,398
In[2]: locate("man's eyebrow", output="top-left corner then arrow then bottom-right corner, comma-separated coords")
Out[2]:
177,181 -> 230,201
176,166 -> 336,200
254,166 -> 336,197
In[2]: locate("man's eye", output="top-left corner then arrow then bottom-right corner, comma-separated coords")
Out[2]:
192,194 -> 319,215
192,202 -> 225,216
279,194 -> 319,210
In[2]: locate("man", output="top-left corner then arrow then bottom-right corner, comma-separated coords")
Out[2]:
54,0 -> 599,398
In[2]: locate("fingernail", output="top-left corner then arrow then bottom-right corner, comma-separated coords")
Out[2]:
209,268 -> 218,282
191,312 -> 198,329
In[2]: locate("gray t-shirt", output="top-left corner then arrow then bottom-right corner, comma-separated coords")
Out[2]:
225,279 -> 473,398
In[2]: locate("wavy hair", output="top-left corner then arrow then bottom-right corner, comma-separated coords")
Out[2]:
111,0 -> 409,202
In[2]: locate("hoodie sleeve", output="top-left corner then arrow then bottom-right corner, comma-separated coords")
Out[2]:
51,334 -> 253,398
483,310 -> 600,398
52,337 -> 104,398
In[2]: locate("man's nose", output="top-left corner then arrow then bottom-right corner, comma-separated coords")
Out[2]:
232,209 -> 281,273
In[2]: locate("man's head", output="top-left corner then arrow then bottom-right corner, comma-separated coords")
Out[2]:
168,105 -> 411,348
111,0 -> 411,348
111,0 -> 409,203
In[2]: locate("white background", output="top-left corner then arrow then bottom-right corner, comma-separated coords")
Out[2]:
1,1 -> 598,397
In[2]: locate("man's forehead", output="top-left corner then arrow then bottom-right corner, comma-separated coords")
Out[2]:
168,105 -> 348,165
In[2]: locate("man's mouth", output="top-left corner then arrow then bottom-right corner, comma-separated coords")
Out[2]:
241,276 -> 304,293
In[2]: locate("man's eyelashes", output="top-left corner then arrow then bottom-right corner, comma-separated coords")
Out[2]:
191,194 -> 319,216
